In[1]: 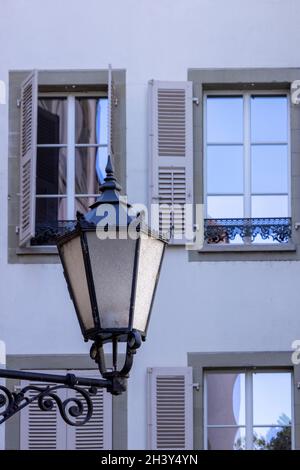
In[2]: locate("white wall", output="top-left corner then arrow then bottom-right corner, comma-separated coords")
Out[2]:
1,0 -> 300,448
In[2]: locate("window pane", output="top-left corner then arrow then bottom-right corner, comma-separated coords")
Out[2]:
36,147 -> 67,195
206,96 -> 243,143
251,96 -> 288,142
251,195 -> 288,218
75,147 -> 103,194
75,196 -> 97,216
251,145 -> 288,194
207,145 -> 243,194
253,427 -> 291,450
206,373 -> 245,425
38,98 -> 67,145
253,372 -> 292,426
207,427 -> 246,450
36,197 -> 67,223
75,98 -> 108,144
207,196 -> 243,218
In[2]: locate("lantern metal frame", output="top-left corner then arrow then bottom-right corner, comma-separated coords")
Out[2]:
0,157 -> 168,427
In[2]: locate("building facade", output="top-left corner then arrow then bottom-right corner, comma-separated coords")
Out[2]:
1,0 -> 300,450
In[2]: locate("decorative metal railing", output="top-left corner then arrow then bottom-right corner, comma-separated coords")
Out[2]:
31,221 -> 77,246
204,218 -> 292,244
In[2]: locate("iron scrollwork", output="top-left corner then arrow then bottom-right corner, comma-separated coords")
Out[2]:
0,381 -> 97,426
204,217 -> 292,244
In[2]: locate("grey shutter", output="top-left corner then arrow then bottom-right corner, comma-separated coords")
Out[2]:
19,70 -> 38,246
147,367 -> 193,450
20,373 -> 66,450
149,81 -> 193,244
67,370 -> 112,450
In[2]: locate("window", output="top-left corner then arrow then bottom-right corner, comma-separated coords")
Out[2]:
204,92 -> 290,245
204,370 -> 293,450
34,94 -> 108,245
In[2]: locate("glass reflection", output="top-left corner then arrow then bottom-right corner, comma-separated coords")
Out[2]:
207,427 -> 246,450
253,427 -> 291,450
207,145 -> 243,194
75,98 -> 108,144
38,98 -> 67,145
35,197 -> 67,223
75,196 -> 97,215
251,96 -> 288,142
36,147 -> 67,195
207,196 -> 244,219
207,373 -> 245,426
207,96 -> 243,143
75,147 -> 101,194
251,195 -> 288,218
251,145 -> 288,194
253,372 -> 292,426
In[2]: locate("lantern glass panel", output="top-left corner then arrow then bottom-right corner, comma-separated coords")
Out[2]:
60,235 -> 95,331
133,235 -> 164,334
85,232 -> 137,330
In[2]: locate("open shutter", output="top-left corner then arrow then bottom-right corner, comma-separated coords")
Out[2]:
19,70 -> 38,246
20,373 -> 66,450
149,81 -> 193,244
147,367 -> 193,450
67,370 -> 112,450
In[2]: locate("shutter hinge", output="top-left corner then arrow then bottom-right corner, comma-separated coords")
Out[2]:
15,226 -> 20,234
193,383 -> 200,391
114,97 -> 118,107
192,97 -> 199,106
17,98 -> 21,108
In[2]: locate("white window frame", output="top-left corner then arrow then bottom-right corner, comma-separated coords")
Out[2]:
203,90 -> 291,220
203,369 -> 295,450
36,91 -> 108,231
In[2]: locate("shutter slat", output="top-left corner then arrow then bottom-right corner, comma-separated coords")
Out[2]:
19,70 -> 38,246
148,367 -> 193,450
149,81 -> 193,244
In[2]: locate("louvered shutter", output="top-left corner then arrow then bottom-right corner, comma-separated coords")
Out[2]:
20,373 -> 66,450
66,370 -> 112,450
108,64 -> 115,161
19,70 -> 38,246
149,81 -> 193,244
147,367 -> 193,450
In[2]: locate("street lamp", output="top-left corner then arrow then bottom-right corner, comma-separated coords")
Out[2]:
0,157 -> 167,425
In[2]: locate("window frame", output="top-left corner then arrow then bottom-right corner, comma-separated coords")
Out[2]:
203,368 -> 295,450
203,89 -> 291,223
34,90 -> 108,247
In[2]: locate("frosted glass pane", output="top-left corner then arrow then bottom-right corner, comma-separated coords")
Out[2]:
207,196 -> 243,218
207,96 -> 243,143
207,427 -> 246,450
251,96 -> 288,142
86,233 -> 136,329
253,372 -> 292,425
133,236 -> 164,334
251,195 -> 288,218
207,145 -> 243,193
60,235 -> 94,331
251,145 -> 288,193
206,373 -> 245,425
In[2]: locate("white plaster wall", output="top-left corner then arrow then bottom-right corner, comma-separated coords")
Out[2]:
0,0 -> 300,449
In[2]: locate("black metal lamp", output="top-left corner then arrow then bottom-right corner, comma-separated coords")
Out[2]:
56,156 -> 167,394
0,157 -> 167,426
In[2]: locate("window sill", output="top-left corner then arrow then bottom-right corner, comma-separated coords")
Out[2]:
16,246 -> 58,255
198,243 -> 296,253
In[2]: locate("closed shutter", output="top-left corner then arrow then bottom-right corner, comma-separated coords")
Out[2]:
67,370 -> 112,450
147,367 -> 193,450
19,70 -> 38,246
149,81 -> 193,244
20,373 -> 66,450
20,370 -> 112,450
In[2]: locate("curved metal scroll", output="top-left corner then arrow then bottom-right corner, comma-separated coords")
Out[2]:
0,383 -> 97,426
